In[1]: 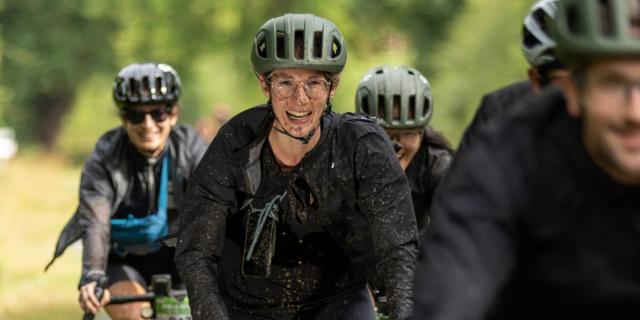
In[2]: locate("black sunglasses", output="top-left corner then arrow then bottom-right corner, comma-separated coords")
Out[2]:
122,107 -> 171,124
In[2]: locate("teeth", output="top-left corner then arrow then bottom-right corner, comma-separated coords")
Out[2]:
287,111 -> 311,119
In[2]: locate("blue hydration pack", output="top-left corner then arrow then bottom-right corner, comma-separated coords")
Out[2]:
111,154 -> 170,255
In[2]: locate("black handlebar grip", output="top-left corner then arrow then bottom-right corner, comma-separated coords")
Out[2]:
82,276 -> 108,320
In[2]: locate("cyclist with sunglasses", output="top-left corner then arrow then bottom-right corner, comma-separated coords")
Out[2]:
175,14 -> 417,320
414,0 -> 640,318
46,62 -> 207,319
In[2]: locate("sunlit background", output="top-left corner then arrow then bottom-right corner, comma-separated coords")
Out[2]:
0,0 -> 535,318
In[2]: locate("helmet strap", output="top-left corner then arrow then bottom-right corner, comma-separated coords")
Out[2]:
267,99 -> 321,145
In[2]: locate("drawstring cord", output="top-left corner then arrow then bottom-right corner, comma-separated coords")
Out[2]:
244,191 -> 287,261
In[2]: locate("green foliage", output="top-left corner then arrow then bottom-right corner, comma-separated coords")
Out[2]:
56,73 -> 119,164
1,0 -> 537,157
429,0 -> 537,146
0,0 -> 116,143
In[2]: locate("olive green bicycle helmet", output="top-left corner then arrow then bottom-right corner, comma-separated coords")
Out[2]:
553,0 -> 640,62
355,66 -> 433,129
251,13 -> 347,75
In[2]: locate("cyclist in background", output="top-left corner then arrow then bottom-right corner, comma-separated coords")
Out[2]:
46,62 -> 207,319
355,65 -> 453,237
458,0 -> 571,151
413,0 -> 640,318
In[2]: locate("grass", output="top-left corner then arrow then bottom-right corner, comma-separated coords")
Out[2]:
0,155 -> 107,319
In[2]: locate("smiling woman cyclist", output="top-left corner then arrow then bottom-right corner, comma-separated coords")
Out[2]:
175,13 -> 418,320
46,62 -> 207,320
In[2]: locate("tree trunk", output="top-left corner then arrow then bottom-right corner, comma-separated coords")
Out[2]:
33,90 -> 74,152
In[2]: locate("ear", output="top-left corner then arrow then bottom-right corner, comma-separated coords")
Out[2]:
258,74 -> 270,98
563,75 -> 582,118
329,78 -> 340,100
527,68 -> 542,93
170,105 -> 180,126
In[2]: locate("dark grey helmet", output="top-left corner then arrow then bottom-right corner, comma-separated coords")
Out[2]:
113,62 -> 181,109
355,66 -> 433,129
251,13 -> 347,75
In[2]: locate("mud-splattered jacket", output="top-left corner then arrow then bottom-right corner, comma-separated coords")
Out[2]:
405,129 -> 453,233
175,106 -> 418,320
46,125 -> 206,285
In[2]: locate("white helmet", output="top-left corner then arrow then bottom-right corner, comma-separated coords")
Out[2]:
521,0 -> 559,67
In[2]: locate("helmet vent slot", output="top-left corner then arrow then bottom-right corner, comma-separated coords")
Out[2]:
533,8 -> 548,33
567,4 -> 581,34
153,76 -> 162,97
276,31 -> 286,58
129,79 -> 139,99
294,30 -> 304,60
141,76 -> 151,99
313,31 -> 323,58
257,31 -> 268,58
331,36 -> 341,58
423,98 -> 431,117
599,0 -> 615,37
377,95 -> 386,119
392,95 -> 401,121
115,78 -> 126,98
361,97 -> 370,115
409,95 -> 416,121
523,27 -> 541,47
628,0 -> 640,37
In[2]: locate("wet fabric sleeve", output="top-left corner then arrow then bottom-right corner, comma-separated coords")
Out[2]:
412,124 -> 528,319
457,94 -> 496,152
78,151 -> 115,285
354,132 -> 418,320
426,147 -> 453,201
175,136 -> 238,320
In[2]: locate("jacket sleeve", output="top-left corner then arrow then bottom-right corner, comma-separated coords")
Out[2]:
186,126 -> 209,167
457,93 -> 495,153
78,150 -> 115,286
175,134 -> 239,320
427,147 -> 453,200
354,131 -> 418,320
412,122 -> 529,319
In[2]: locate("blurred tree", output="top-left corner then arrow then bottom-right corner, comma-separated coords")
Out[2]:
429,0 -> 535,146
0,0 -> 117,150
1,0 -> 466,157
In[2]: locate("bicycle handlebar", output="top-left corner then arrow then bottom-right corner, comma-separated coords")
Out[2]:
80,274 -> 188,319
108,292 -> 155,304
82,276 -> 108,320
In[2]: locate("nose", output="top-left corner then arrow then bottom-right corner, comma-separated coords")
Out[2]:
141,113 -> 155,127
628,98 -> 640,125
293,84 -> 310,103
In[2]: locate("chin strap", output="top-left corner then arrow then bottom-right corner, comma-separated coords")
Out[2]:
267,99 -> 331,145
272,118 -> 318,144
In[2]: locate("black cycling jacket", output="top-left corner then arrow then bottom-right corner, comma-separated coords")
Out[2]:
413,88 -> 640,319
46,125 -> 207,285
175,105 -> 418,320
457,81 -> 533,152
405,128 -> 453,233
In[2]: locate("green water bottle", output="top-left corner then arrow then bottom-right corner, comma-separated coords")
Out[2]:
151,274 -> 192,320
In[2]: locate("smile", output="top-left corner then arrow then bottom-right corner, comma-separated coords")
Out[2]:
286,110 -> 312,119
